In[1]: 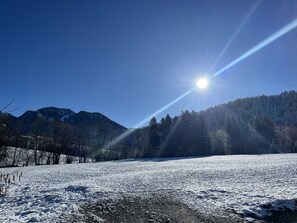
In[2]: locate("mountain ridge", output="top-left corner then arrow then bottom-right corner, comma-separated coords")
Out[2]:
1,90 -> 297,161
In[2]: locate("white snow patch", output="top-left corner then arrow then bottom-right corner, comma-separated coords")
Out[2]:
60,114 -> 70,122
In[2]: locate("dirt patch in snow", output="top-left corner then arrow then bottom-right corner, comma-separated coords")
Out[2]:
66,195 -> 244,223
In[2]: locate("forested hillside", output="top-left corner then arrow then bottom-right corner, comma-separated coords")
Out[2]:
125,91 -> 297,158
1,91 -> 297,165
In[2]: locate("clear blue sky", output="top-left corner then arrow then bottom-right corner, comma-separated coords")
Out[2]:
1,0 -> 297,127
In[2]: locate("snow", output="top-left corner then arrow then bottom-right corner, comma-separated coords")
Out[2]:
60,114 -> 70,122
0,154 -> 297,222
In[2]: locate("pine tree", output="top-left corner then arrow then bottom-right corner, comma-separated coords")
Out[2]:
225,117 -> 241,154
192,113 -> 211,156
147,117 -> 160,157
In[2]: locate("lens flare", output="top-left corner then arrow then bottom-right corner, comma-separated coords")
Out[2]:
103,88 -> 195,149
208,0 -> 261,73
102,17 -> 297,150
210,18 -> 297,79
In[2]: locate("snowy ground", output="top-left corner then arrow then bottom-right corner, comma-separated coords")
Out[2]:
0,154 -> 297,222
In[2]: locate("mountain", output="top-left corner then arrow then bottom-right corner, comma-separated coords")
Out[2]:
2,107 -> 127,151
17,107 -> 76,133
1,91 -> 297,162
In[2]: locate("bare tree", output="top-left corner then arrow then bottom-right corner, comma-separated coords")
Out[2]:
49,121 -> 71,164
0,108 -> 9,166
11,121 -> 24,166
0,121 -> 8,165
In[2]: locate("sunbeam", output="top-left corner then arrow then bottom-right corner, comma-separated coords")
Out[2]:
132,88 -> 195,129
103,17 -> 297,150
210,18 -> 297,79
208,0 -> 261,74
103,88 -> 195,149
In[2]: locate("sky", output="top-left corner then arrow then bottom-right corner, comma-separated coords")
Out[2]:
0,0 -> 297,128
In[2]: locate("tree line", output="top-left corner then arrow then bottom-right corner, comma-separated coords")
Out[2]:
1,91 -> 297,166
118,91 -> 297,158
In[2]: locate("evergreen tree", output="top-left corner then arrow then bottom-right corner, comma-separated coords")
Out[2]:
212,129 -> 228,155
158,114 -> 172,156
180,110 -> 192,156
147,117 -> 160,157
254,115 -> 276,142
162,114 -> 172,139
192,114 -> 211,156
225,117 -> 241,154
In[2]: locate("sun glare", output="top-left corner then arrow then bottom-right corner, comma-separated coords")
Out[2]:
196,78 -> 209,90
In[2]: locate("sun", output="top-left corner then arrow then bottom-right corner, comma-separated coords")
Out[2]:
196,77 -> 209,90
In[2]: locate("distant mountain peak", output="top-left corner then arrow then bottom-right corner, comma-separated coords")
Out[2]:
37,107 -> 75,115
13,106 -> 127,146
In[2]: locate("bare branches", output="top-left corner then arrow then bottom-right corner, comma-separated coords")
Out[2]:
0,100 -> 14,113
0,99 -> 20,113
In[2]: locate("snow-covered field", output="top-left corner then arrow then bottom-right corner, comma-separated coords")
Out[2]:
0,154 -> 297,222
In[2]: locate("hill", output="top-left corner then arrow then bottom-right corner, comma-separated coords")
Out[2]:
17,107 -> 127,145
0,107 -> 127,164
126,91 -> 297,157
1,91 -> 297,163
